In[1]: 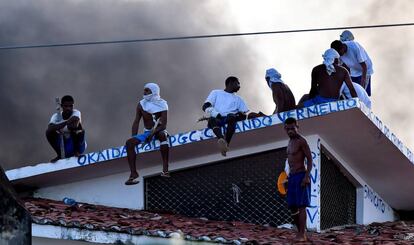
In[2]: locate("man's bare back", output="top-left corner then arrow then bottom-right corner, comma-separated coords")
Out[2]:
311,64 -> 351,99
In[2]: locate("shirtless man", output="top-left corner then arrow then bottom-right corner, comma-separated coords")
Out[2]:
124,83 -> 170,185
303,48 -> 357,107
265,68 -> 296,114
284,117 -> 313,242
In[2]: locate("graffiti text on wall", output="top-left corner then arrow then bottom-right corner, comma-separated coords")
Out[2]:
364,185 -> 389,214
77,99 -> 358,166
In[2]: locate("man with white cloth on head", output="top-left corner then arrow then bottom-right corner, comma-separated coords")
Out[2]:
331,39 -> 373,96
265,68 -> 296,114
202,76 -> 249,157
124,83 -> 170,185
303,48 -> 357,107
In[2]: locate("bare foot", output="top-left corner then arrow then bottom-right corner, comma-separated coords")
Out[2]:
293,234 -> 308,243
50,156 -> 61,163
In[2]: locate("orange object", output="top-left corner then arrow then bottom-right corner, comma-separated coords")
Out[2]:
277,171 -> 288,195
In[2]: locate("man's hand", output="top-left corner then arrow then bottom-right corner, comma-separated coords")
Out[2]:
144,132 -> 154,144
301,174 -> 311,187
66,116 -> 80,129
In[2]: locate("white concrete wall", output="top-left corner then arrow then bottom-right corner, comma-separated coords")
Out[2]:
35,140 -> 292,210
32,224 -> 222,245
304,135 -> 321,231
320,138 -> 398,225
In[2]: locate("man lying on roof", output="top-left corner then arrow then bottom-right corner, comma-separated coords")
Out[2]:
303,48 -> 357,107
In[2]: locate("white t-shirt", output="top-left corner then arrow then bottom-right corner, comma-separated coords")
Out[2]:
205,90 -> 249,116
341,41 -> 373,77
50,109 -> 82,125
340,82 -> 371,109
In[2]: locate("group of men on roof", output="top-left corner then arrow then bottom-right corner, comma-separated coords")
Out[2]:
45,30 -> 373,242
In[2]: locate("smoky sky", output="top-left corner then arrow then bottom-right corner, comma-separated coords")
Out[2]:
0,0 -> 265,169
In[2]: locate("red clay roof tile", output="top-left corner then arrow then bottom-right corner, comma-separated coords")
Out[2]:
24,197 -> 414,244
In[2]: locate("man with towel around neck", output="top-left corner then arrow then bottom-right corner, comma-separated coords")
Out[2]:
265,68 -> 296,114
303,48 -> 357,107
124,83 -> 170,185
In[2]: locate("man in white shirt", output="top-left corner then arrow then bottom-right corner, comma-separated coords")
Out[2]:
46,95 -> 86,162
331,40 -> 374,96
339,82 -> 372,109
202,76 -> 249,156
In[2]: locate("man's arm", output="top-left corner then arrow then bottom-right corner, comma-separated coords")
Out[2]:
202,102 -> 212,112
47,116 -> 78,133
301,138 -> 313,186
131,104 -> 142,136
309,68 -> 318,98
359,61 -> 368,88
343,69 -> 358,98
153,111 -> 167,134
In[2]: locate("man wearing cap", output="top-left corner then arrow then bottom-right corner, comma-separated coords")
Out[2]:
303,48 -> 357,107
265,68 -> 296,114
124,83 -> 170,185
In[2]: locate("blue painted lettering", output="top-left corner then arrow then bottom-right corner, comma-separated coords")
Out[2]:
77,155 -> 87,165
307,209 -> 318,223
87,153 -> 97,163
346,98 -> 357,107
328,102 -> 338,112
262,116 -> 272,126
242,120 -> 252,131
319,103 -> 329,115
97,151 -> 106,161
178,134 -> 188,144
111,148 -> 121,158
251,118 -> 261,128
306,106 -> 319,117
169,135 -> 177,146
337,100 -> 345,110
296,108 -> 305,120
188,131 -> 198,142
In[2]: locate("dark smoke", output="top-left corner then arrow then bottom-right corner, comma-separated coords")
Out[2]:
0,0 -> 264,169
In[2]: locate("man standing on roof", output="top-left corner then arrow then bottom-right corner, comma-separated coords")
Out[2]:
284,117 -> 312,242
331,39 -> 374,96
303,48 -> 357,107
265,68 -> 296,114
202,76 -> 249,157
124,83 -> 170,185
46,95 -> 86,163
340,30 -> 354,42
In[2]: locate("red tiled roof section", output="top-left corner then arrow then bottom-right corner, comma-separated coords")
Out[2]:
25,197 -> 414,244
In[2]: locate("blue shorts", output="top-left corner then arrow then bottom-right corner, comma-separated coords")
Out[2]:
287,172 -> 311,208
303,95 -> 337,107
351,75 -> 371,96
58,134 -> 86,158
133,130 -> 151,142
